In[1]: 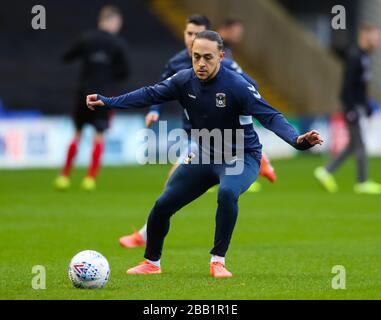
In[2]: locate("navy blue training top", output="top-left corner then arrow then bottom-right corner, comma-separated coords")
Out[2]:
150,48 -> 258,133
98,66 -> 312,155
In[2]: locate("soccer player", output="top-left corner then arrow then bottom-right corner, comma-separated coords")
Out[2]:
314,24 -> 381,194
54,5 -> 129,191
87,31 -> 323,277
146,15 -> 274,182
119,15 -> 274,249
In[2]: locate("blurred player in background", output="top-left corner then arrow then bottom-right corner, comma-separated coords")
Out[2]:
54,5 -> 129,191
119,14 -> 276,248
314,24 -> 381,194
217,18 -> 245,60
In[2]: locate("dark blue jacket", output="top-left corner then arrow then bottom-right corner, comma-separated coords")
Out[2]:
98,66 -> 311,155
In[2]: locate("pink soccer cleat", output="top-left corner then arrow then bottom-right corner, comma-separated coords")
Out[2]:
210,262 -> 233,278
259,153 -> 277,183
119,231 -> 146,248
126,260 -> 162,275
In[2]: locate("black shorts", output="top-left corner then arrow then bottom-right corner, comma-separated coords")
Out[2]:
73,91 -> 113,133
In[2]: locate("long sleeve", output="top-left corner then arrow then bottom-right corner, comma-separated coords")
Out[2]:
98,73 -> 181,110
242,84 -> 312,150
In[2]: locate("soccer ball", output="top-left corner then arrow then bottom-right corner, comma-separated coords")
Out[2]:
68,250 -> 110,289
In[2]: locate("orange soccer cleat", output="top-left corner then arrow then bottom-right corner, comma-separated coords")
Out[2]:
259,153 -> 277,183
210,262 -> 233,278
126,260 -> 162,274
119,231 -> 146,248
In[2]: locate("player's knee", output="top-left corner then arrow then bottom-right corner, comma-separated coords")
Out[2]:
217,187 -> 238,205
151,196 -> 175,218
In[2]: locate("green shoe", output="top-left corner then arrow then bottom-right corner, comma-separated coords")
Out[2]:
206,186 -> 217,193
354,181 -> 381,194
81,177 -> 96,191
314,167 -> 338,193
54,175 -> 70,191
247,181 -> 262,193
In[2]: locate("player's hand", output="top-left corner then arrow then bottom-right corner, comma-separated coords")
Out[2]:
145,111 -> 159,127
297,130 -> 323,146
86,94 -> 105,111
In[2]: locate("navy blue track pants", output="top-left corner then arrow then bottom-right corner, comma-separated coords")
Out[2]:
144,152 -> 261,261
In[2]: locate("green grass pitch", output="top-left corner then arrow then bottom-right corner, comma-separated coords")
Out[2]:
0,155 -> 380,300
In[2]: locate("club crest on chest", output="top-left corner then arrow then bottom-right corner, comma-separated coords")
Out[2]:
216,93 -> 227,108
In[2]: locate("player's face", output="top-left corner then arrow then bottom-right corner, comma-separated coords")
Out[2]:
184,23 -> 207,53
192,38 -> 224,81
360,29 -> 381,52
368,29 -> 381,51
103,16 -> 123,34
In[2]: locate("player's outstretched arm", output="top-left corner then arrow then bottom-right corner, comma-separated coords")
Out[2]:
243,85 -> 323,150
255,106 -> 323,150
86,72 -> 184,111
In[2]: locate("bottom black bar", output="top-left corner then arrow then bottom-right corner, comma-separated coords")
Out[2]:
2,300 -> 379,318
